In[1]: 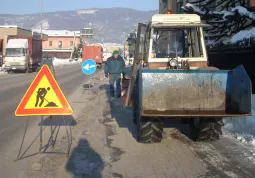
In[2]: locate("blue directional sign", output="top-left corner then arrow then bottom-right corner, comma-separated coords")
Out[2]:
82,59 -> 97,75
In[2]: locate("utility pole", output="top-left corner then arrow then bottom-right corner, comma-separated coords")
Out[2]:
69,31 -> 76,60
40,0 -> 43,40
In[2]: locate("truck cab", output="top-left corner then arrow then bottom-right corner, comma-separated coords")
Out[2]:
4,39 -> 30,72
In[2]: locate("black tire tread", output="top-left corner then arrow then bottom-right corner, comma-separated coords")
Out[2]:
196,120 -> 223,141
138,118 -> 163,143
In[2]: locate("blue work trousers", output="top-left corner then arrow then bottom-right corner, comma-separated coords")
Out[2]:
109,74 -> 121,95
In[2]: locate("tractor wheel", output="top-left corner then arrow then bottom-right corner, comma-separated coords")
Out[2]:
137,117 -> 164,143
190,118 -> 224,141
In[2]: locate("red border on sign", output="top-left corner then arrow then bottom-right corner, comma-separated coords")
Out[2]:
15,65 -> 73,116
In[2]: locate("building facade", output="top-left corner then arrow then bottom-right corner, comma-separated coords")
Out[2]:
38,30 -> 81,58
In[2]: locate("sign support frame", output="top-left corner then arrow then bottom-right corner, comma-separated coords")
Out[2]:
16,64 -> 73,160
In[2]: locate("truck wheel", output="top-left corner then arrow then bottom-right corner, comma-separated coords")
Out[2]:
24,64 -> 31,73
32,67 -> 37,72
24,68 -> 29,73
137,117 -> 164,143
190,118 -> 224,141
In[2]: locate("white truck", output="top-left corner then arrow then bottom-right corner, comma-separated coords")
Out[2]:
4,37 -> 42,73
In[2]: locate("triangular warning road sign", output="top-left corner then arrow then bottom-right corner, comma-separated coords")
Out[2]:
15,65 -> 73,116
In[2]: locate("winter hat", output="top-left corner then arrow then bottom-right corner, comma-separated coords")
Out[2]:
113,50 -> 119,55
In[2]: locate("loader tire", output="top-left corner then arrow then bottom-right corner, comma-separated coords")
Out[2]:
137,117 -> 163,143
193,118 -> 224,141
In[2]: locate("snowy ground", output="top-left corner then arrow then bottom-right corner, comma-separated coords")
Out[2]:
224,94 -> 255,146
52,57 -> 82,67
0,64 -> 7,75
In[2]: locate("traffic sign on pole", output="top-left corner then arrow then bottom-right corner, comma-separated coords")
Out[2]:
15,65 -> 73,116
82,59 -> 97,75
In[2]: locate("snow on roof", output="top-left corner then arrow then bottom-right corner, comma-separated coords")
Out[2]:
0,25 -> 19,28
82,27 -> 93,30
85,43 -> 103,46
34,30 -> 81,37
43,49 -> 72,52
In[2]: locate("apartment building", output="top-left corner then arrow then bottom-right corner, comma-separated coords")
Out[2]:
38,30 -> 80,58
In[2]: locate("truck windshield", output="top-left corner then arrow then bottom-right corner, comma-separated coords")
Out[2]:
6,48 -> 25,57
152,28 -> 203,58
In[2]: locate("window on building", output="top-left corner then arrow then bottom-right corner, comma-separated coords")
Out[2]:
58,41 -> 62,48
70,41 -> 74,46
49,41 -> 52,46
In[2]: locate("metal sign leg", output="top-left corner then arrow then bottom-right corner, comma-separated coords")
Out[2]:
17,117 -> 30,159
50,115 -> 54,147
63,116 -> 71,157
39,116 -> 43,153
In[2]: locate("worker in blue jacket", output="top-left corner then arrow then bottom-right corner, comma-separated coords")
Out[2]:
104,50 -> 125,97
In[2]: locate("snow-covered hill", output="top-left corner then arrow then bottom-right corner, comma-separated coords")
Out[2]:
0,8 -> 157,43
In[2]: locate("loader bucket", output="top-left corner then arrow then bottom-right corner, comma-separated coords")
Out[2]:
139,65 -> 252,117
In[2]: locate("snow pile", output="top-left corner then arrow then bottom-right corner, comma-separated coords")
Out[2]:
34,30 -> 80,37
52,58 -> 82,67
0,64 -> 7,75
224,95 -> 255,146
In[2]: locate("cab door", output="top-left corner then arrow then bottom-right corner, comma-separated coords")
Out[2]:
123,23 -> 147,107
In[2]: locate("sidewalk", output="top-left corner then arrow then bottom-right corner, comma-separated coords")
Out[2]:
54,71 -> 207,178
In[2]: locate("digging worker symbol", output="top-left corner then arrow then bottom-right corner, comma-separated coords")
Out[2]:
35,87 -> 51,107
35,87 -> 58,107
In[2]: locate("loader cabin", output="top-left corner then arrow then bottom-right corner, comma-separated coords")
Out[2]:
142,12 -> 210,69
